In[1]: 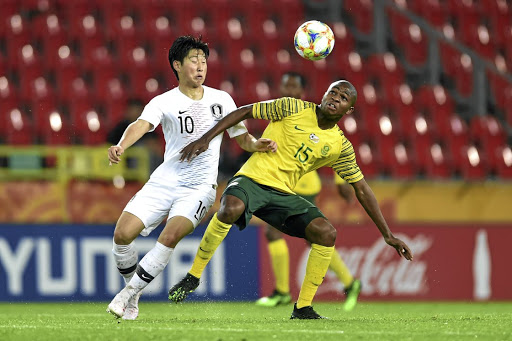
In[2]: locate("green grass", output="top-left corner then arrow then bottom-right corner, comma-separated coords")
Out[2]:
0,302 -> 511,341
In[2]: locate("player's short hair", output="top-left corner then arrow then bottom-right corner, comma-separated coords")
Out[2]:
168,35 -> 210,81
328,80 -> 358,105
281,71 -> 307,88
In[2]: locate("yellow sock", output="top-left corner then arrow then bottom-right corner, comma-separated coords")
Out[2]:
268,239 -> 289,294
189,213 -> 232,278
329,249 -> 354,287
297,244 -> 334,309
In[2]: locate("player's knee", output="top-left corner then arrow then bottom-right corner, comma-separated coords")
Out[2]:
265,225 -> 283,241
305,219 -> 336,247
217,196 -> 244,224
113,228 -> 136,245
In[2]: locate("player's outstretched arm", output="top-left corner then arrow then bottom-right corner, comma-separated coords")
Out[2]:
180,105 -> 255,162
351,179 -> 414,260
108,119 -> 153,164
234,133 -> 277,153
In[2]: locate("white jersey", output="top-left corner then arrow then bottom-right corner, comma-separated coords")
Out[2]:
139,86 -> 247,187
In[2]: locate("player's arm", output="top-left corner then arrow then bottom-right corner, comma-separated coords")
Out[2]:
180,105 -> 254,161
234,132 -> 277,153
108,119 -> 153,164
351,179 -> 413,260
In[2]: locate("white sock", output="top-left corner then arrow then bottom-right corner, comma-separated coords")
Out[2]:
129,242 -> 173,291
113,240 -> 138,285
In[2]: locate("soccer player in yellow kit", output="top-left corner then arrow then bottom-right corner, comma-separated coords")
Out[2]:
170,80 -> 413,319
256,72 -> 361,311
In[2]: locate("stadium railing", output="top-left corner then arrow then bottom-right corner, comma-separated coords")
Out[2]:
0,146 -> 149,183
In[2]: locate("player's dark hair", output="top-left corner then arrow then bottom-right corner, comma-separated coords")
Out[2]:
168,35 -> 209,81
282,71 -> 307,88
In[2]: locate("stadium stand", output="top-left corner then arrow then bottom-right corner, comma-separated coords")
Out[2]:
0,0 -> 510,180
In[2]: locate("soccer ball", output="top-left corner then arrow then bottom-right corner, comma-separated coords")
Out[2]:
294,20 -> 335,61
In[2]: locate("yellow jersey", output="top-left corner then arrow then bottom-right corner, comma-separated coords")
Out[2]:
334,173 -> 347,185
236,98 -> 363,194
294,170 -> 322,196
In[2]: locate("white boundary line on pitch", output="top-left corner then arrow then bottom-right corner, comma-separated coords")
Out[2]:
0,324 -> 485,337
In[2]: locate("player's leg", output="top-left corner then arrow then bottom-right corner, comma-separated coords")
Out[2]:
294,218 -> 335,312
112,212 -> 146,285
256,225 -> 291,307
168,194 -> 244,302
328,249 -> 361,311
169,176 -> 266,303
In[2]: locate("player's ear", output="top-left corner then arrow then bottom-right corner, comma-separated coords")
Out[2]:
346,107 -> 355,115
173,60 -> 181,73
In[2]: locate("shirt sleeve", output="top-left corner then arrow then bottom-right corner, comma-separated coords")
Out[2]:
331,138 -> 364,183
334,173 -> 347,185
138,100 -> 163,132
252,97 -> 313,121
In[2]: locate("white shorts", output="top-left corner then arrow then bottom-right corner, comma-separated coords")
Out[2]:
124,182 -> 217,237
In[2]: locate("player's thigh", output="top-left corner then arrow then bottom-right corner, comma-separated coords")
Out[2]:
158,216 -> 195,248
167,185 -> 217,229
257,194 -> 325,239
124,183 -> 174,237
113,211 -> 146,244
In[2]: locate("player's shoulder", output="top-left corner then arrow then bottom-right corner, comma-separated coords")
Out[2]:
203,85 -> 234,101
147,87 -> 180,105
277,97 -> 316,111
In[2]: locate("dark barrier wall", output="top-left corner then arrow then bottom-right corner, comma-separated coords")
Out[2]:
0,224 -> 259,302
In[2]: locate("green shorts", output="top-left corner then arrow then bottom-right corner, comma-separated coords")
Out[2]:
222,175 -> 326,238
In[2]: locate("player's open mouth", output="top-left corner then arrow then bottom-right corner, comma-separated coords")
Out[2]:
327,102 -> 337,110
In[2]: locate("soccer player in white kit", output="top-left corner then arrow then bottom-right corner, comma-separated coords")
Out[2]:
106,36 -> 277,320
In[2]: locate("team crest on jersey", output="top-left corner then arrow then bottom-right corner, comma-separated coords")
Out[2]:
309,133 -> 320,143
210,104 -> 223,120
321,144 -> 330,156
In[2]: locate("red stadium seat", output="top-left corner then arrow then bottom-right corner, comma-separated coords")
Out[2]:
70,106 -> 107,145
38,109 -> 72,145
457,145 -> 488,180
32,14 -> 68,65
424,143 -> 454,179
414,85 -> 455,133
356,142 -> 381,179
344,0 -> 374,34
442,114 -> 470,168
3,108 -> 34,145
387,143 -> 418,179
339,115 -> 366,148
366,53 -> 405,92
452,53 -> 474,97
469,115 -> 507,159
410,0 -> 447,28
5,14 -> 31,67
58,77 -> 91,105
330,22 -> 356,53
447,0 -> 480,43
464,25 -> 496,61
494,145 -> 512,179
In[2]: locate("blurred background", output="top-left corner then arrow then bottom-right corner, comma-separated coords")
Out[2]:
0,0 -> 511,303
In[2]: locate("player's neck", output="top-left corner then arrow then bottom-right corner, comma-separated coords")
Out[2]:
315,106 -> 340,130
178,84 -> 204,101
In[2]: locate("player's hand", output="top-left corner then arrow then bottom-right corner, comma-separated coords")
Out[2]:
180,136 -> 209,162
108,145 -> 124,165
385,236 -> 413,261
254,138 -> 277,153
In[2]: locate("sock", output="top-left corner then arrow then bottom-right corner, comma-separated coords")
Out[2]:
296,244 -> 334,309
189,213 -> 232,278
112,241 -> 137,285
128,241 -> 173,291
328,249 -> 354,287
268,239 -> 289,294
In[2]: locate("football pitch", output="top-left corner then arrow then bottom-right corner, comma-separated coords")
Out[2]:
1,301 -> 511,341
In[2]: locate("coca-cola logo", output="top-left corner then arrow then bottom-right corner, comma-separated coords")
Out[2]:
296,233 -> 432,296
